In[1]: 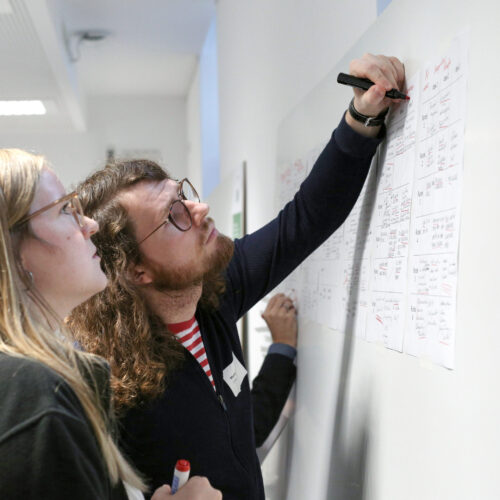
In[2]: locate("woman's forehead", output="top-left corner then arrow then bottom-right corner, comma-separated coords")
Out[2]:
31,168 -> 65,211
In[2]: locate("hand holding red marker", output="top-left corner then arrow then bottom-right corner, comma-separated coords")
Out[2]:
171,459 -> 190,493
151,460 -> 221,499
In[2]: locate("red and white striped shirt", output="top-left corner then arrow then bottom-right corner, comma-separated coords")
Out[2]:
168,317 -> 216,391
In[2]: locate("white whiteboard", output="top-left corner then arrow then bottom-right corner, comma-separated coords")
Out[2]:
275,0 -> 500,499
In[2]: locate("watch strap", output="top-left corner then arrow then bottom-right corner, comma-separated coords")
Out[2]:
348,98 -> 389,127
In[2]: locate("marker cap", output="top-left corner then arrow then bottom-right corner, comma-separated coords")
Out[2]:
175,459 -> 190,472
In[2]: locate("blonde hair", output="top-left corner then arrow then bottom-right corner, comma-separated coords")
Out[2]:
0,149 -> 146,492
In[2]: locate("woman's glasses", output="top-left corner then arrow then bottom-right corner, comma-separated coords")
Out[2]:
16,191 -> 84,228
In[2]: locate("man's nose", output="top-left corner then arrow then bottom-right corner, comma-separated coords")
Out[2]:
185,200 -> 210,227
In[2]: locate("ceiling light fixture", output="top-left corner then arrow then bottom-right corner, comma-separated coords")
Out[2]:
0,100 -> 46,116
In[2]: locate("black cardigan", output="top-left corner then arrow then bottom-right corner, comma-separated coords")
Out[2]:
0,353 -> 127,499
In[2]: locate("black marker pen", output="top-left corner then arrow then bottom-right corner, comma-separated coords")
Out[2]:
337,72 -> 410,100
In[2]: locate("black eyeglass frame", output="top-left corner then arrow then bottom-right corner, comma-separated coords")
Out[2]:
137,178 -> 200,245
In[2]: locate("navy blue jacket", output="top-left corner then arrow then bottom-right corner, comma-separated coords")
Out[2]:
118,115 -> 383,499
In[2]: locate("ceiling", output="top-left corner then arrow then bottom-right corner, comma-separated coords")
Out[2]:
0,0 -> 216,132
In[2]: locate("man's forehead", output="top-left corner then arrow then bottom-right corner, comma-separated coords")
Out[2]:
119,178 -> 177,212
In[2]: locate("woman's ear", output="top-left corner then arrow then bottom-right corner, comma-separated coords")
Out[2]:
18,239 -> 32,278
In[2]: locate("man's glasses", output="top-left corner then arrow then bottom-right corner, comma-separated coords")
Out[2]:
137,178 -> 200,245
16,191 -> 85,228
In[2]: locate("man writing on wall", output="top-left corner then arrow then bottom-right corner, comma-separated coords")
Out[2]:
69,53 -> 406,499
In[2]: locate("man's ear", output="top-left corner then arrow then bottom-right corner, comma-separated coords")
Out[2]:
130,262 -> 154,286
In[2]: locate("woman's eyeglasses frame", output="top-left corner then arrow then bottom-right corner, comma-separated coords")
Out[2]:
16,191 -> 84,229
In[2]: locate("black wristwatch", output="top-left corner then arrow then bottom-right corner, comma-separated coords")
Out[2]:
348,98 -> 389,127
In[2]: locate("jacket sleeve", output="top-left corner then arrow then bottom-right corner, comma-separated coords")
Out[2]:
225,114 -> 384,320
0,403 -> 124,499
251,353 -> 296,448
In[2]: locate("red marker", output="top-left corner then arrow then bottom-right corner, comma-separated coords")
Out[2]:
171,459 -> 190,493
337,72 -> 410,100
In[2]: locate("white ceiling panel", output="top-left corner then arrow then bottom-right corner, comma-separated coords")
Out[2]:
0,0 -> 61,101
59,0 -> 215,95
78,50 -> 198,96
0,0 -> 215,132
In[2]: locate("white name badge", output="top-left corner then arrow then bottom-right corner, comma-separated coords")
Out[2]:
223,353 -> 248,397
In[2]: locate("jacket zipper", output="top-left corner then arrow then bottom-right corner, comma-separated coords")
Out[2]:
188,347 -> 249,475
218,394 -> 227,411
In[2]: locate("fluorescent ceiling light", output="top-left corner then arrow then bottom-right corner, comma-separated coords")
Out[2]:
0,100 -> 47,116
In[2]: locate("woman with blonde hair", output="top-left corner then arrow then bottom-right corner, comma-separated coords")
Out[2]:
0,148 -> 221,500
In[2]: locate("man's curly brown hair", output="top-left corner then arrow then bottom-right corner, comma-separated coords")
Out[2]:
67,159 -> 226,413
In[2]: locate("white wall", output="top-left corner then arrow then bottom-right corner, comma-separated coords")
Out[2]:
272,1 -> 500,497
186,66 -> 203,195
216,0 -> 376,233
0,95 -> 187,188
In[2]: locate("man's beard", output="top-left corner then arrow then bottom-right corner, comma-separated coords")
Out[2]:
145,227 -> 234,293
